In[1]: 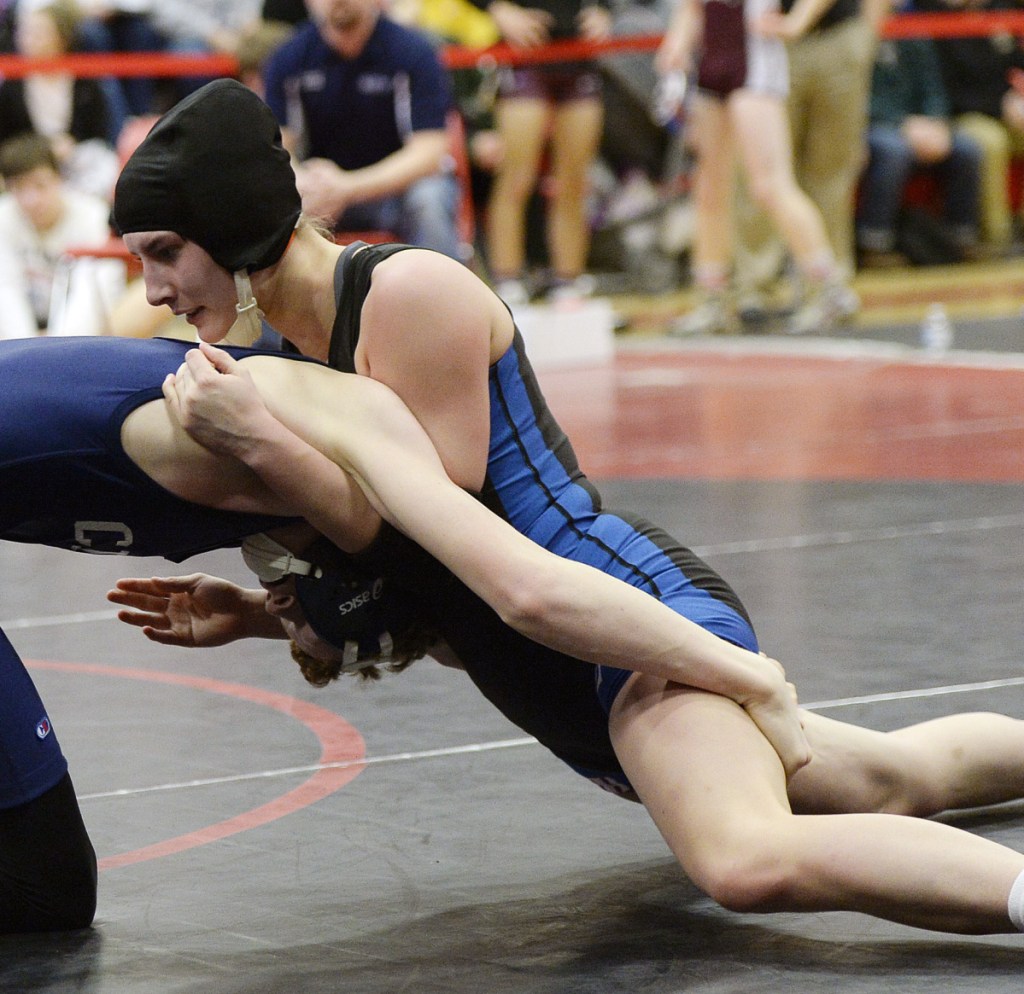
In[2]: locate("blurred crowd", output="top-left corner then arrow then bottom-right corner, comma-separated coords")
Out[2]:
0,0 -> 1020,339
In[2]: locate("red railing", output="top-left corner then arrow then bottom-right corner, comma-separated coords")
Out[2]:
0,10 -> 1019,79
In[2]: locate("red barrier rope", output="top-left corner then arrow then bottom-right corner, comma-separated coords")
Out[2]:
0,11 -> 1018,79
440,11 -> 1024,67
880,9 -> 1024,38
0,51 -> 239,79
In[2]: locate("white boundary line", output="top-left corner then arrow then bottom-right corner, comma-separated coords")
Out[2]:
77,677 -> 1024,803
615,335 -> 1024,371
5,513 -> 1021,632
5,512 -> 1019,804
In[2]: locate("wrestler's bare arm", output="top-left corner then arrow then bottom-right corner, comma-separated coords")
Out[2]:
162,344 -> 810,777
120,384 -> 381,552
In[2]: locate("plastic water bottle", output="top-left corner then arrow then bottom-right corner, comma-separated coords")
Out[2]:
920,303 -> 953,354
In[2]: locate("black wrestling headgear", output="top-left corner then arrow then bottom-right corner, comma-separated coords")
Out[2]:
242,534 -> 419,671
113,79 -> 301,274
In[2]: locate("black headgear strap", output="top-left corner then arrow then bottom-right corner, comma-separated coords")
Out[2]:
113,79 -> 301,274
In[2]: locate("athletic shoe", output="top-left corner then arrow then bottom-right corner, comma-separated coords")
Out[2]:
670,296 -> 733,336
786,281 -> 848,335
493,278 -> 530,306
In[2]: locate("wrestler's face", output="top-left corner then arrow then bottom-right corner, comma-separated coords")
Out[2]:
262,577 -> 350,665
123,231 -> 239,343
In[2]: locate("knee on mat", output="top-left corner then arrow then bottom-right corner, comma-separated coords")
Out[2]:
12,835 -> 98,932
0,774 -> 98,932
48,841 -> 98,930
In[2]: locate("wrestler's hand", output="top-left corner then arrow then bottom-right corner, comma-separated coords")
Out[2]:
737,654 -> 810,779
163,341 -> 276,460
107,574 -> 271,647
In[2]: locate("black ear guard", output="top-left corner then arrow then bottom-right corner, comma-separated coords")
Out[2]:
293,562 -> 419,668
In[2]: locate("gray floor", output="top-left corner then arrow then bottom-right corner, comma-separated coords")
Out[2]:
1,331 -> 1023,991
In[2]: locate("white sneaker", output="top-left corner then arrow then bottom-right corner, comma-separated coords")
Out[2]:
670,296 -> 732,336
833,284 -> 860,320
787,281 -> 850,335
546,274 -> 598,303
494,278 -> 530,306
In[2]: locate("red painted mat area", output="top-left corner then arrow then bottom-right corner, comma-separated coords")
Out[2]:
540,351 -> 1024,482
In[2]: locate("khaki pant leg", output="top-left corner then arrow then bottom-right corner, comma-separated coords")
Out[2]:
956,113 -> 1013,247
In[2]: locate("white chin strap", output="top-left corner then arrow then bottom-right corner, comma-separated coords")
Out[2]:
241,533 -> 323,583
341,631 -> 394,674
231,270 -> 263,345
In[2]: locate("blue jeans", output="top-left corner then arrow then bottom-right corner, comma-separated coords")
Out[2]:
857,123 -> 982,252
336,173 -> 461,260
76,14 -> 168,128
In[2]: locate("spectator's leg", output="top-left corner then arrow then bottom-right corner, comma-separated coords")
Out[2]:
74,18 -> 129,144
485,96 -> 549,281
955,112 -> 1013,250
856,125 -> 913,254
791,17 -> 876,279
110,13 -> 167,117
399,173 -> 461,260
546,95 -> 603,281
937,131 -> 983,248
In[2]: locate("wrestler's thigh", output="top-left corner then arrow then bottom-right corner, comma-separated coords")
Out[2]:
786,710 -> 921,816
608,673 -> 791,873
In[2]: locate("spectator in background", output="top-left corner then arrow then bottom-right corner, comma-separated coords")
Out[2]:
475,0 -> 612,303
0,0 -> 120,198
0,133 -> 114,338
263,0 -> 461,259
659,0 -> 848,336
857,36 -> 981,266
731,0 -> 886,327
915,0 -> 1024,253
235,17 -> 295,98
149,0 -> 263,103
73,0 -> 164,120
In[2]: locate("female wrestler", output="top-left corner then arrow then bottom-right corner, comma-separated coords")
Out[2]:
110,78 -> 808,773
111,342 -> 1024,936
0,326 -> 807,931
656,0 -> 847,335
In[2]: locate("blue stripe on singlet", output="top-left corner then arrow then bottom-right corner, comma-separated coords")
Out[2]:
486,332 -> 759,722
487,334 -> 666,595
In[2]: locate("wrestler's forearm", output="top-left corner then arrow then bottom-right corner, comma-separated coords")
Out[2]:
232,362 -> 808,771
280,390 -> 796,704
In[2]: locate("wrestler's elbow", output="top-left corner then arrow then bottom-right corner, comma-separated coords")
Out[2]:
489,566 -> 561,639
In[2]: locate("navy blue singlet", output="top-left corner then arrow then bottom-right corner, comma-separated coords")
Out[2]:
0,336 -> 305,808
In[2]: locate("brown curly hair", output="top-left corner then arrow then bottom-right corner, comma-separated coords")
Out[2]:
289,619 -> 440,687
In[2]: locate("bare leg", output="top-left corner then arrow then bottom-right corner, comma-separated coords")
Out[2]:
546,96 -> 603,279
728,90 -> 834,271
688,94 -> 736,274
485,97 -> 549,279
791,710 -> 1024,817
609,674 -> 1024,933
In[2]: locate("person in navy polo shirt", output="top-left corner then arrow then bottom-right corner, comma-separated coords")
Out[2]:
263,0 -> 461,258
